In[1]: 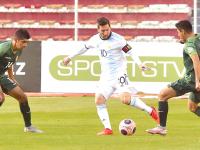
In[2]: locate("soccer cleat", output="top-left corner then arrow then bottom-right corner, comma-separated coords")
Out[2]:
150,107 -> 160,124
97,128 -> 113,136
146,126 -> 167,135
24,125 -> 43,133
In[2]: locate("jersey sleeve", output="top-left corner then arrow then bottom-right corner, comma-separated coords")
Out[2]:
124,41 -> 142,65
85,35 -> 96,49
118,36 -> 142,65
120,37 -> 133,54
68,36 -> 97,59
119,37 -> 131,53
67,43 -> 88,59
0,42 -> 10,57
185,43 -> 197,56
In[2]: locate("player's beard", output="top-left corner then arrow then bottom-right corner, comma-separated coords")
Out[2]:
100,32 -> 111,40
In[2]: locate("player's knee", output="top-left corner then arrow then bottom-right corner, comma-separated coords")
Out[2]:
158,90 -> 168,101
120,93 -> 131,105
188,104 -> 197,113
95,94 -> 106,105
0,93 -> 5,106
189,107 -> 196,113
18,93 -> 28,103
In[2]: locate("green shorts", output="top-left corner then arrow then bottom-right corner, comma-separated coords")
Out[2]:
0,75 -> 17,94
169,78 -> 200,103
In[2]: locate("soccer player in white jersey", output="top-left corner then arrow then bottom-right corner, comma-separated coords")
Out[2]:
63,17 -> 159,135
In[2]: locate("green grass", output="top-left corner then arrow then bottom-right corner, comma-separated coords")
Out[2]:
0,96 -> 200,150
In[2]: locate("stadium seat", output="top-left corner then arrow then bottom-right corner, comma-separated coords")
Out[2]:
4,3 -> 22,9
153,36 -> 177,42
53,35 -> 72,41
39,20 -> 56,27
132,36 -> 154,42
0,19 -> 12,24
45,4 -> 64,9
124,35 -> 134,41
127,4 -> 145,12
78,35 -> 90,41
32,35 -> 49,41
0,0 -> 193,41
0,35 -> 8,40
17,20 -> 35,25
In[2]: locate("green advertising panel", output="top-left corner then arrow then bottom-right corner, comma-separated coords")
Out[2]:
49,55 -> 184,82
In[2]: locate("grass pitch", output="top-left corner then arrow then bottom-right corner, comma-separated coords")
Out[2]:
0,96 -> 200,150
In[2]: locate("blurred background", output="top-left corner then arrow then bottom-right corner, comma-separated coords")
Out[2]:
0,0 -> 195,42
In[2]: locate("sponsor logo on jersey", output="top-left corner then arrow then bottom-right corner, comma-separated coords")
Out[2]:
4,56 -> 12,60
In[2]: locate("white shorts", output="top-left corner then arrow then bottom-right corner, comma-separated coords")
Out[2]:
96,74 -> 137,100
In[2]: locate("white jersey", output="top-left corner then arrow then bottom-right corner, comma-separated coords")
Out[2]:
68,32 -> 142,84
86,32 -> 127,82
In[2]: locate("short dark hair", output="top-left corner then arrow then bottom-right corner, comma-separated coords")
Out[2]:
97,17 -> 110,27
175,20 -> 192,33
14,29 -> 31,40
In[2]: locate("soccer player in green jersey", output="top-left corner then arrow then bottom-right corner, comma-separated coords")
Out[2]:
146,20 -> 200,135
0,29 -> 43,133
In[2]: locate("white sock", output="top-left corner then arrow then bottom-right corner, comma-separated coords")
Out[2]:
130,97 -> 152,114
96,104 -> 112,130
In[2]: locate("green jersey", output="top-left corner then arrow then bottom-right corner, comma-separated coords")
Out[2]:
183,34 -> 200,82
0,41 -> 22,76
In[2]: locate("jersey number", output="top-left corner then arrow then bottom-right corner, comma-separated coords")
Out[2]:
100,49 -> 107,57
118,74 -> 128,86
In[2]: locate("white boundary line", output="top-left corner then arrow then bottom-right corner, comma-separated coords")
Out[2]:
22,92 -> 189,99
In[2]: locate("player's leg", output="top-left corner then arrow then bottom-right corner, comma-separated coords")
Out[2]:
8,86 -> 31,127
145,86 -> 176,135
1,75 -> 43,133
8,86 -> 43,133
0,86 -> 5,106
117,74 -> 159,123
146,79 -> 192,135
158,87 -> 176,127
95,84 -> 114,135
188,100 -> 200,115
188,92 -> 200,116
119,92 -> 159,123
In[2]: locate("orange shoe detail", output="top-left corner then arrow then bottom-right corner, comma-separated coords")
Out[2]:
97,128 -> 113,136
150,107 -> 160,124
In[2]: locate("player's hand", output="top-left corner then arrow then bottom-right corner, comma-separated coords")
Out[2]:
195,81 -> 200,91
63,57 -> 71,66
139,64 -> 151,71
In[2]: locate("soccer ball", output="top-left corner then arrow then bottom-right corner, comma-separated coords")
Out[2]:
119,119 -> 136,136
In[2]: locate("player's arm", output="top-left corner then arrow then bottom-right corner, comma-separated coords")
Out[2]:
63,44 -> 89,65
62,35 -> 96,67
190,54 -> 200,91
7,65 -> 14,80
7,65 -> 19,85
122,43 -> 150,71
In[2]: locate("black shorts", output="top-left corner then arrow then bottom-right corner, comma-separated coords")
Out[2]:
0,75 -> 17,94
169,78 -> 200,103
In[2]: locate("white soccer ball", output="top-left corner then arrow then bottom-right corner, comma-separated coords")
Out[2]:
119,119 -> 136,136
